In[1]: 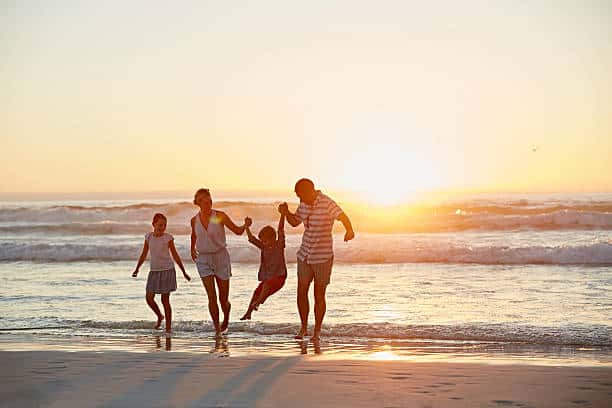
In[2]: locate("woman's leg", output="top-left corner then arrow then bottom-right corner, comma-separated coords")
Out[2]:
161,293 -> 172,333
201,276 -> 220,334
146,292 -> 164,329
216,276 -> 231,332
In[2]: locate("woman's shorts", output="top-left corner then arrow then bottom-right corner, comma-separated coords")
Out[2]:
146,268 -> 177,294
252,275 -> 286,304
196,248 -> 232,280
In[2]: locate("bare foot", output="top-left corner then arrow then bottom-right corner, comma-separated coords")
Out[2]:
154,316 -> 164,330
294,328 -> 309,340
311,333 -> 321,342
220,302 -> 231,332
214,330 -> 223,339
240,313 -> 252,321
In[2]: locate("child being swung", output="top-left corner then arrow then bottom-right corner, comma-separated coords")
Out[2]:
240,213 -> 287,321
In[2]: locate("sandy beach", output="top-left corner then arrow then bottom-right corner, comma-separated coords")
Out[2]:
2,348 -> 611,408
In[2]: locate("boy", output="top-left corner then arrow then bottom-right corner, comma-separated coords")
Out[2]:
240,213 -> 287,320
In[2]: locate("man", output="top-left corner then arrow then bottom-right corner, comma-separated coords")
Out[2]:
279,178 -> 355,341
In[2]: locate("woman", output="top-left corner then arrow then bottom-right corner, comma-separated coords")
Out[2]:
190,188 -> 251,336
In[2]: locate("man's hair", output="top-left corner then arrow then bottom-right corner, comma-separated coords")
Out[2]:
193,188 -> 211,204
152,213 -> 167,224
294,178 -> 315,192
258,225 -> 276,241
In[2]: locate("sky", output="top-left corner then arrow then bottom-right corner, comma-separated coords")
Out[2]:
2,0 -> 611,201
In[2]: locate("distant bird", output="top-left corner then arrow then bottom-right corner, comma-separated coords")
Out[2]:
531,145 -> 540,153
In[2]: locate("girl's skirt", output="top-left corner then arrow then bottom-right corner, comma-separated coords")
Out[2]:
146,268 -> 177,294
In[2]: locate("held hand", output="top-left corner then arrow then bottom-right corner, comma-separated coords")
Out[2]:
183,272 -> 191,282
344,229 -> 355,242
191,248 -> 198,262
244,217 -> 253,228
132,270 -> 138,278
278,202 -> 289,215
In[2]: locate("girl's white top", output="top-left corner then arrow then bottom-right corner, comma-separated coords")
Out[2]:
194,210 -> 227,254
145,232 -> 174,271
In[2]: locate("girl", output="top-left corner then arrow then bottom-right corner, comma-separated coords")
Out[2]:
190,188 -> 251,337
132,213 -> 191,336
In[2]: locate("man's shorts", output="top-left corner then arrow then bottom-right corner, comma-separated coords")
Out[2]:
297,257 -> 333,286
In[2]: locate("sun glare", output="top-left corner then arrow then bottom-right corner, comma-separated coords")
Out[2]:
337,144 -> 442,206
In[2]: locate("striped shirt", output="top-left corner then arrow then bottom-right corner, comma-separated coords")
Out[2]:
295,191 -> 344,264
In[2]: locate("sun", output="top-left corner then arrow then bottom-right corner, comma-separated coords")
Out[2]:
336,144 -> 442,206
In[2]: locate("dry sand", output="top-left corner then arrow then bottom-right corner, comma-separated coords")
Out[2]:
2,350 -> 612,407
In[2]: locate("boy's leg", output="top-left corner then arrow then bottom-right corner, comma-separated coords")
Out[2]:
201,276 -> 220,334
241,284 -> 262,320
254,282 -> 272,308
161,293 -> 172,333
216,276 -> 231,332
145,292 -> 163,329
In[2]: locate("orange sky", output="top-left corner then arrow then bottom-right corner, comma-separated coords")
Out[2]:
2,1 -> 611,200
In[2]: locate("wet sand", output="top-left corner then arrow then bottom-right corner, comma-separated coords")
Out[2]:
2,349 -> 612,408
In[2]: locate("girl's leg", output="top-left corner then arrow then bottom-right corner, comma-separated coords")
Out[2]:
146,292 -> 164,329
201,276 -> 221,335
216,276 -> 231,332
161,293 -> 172,333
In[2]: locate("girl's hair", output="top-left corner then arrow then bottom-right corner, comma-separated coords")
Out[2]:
258,225 -> 276,241
193,188 -> 211,205
152,213 -> 167,224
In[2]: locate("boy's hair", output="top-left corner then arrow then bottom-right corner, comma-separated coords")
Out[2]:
152,213 -> 167,224
258,225 -> 276,241
193,188 -> 211,204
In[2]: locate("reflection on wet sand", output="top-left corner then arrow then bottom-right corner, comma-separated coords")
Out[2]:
297,339 -> 322,355
211,336 -> 230,357
154,335 -> 171,351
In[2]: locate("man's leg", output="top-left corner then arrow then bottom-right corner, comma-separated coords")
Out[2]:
312,282 -> 327,341
312,258 -> 333,342
296,260 -> 314,339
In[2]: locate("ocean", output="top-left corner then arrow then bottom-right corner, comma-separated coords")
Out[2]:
1,193 -> 611,364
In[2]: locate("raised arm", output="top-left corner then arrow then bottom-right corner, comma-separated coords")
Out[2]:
277,213 -> 286,246
245,223 -> 263,249
169,239 -> 191,281
132,240 -> 149,277
278,202 -> 301,227
220,211 -> 251,235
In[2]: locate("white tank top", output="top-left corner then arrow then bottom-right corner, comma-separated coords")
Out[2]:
195,210 -> 227,254
146,232 -> 174,271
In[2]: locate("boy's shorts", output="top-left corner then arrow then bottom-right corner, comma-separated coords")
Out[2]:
297,257 -> 333,286
253,275 -> 286,304
195,248 -> 232,280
